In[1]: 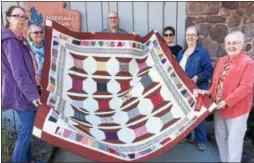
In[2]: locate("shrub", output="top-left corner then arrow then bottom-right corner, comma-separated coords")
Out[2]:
1,118 -> 17,162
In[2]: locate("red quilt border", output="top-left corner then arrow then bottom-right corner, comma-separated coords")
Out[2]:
36,20 -> 214,162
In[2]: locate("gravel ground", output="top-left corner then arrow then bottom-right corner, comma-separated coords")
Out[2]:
31,136 -> 56,162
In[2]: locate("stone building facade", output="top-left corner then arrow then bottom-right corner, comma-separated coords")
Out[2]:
186,2 -> 254,66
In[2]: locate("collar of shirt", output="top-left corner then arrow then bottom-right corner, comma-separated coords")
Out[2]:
9,29 -> 24,40
31,41 -> 44,49
182,44 -> 201,57
223,51 -> 244,65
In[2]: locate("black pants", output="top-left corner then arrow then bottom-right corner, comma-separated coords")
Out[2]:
37,86 -> 41,95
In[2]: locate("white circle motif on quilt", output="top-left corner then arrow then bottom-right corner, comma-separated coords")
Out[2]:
112,111 -> 129,125
129,59 -> 138,76
130,76 -> 142,87
159,85 -> 172,101
83,56 -> 97,74
65,52 -> 74,70
109,97 -> 123,110
64,74 -> 73,96
83,77 -> 97,94
83,97 -> 99,112
145,117 -> 163,133
148,68 -> 162,82
137,99 -> 153,115
130,83 -> 144,97
86,114 -> 101,126
146,55 -> 154,67
107,79 -> 120,94
107,57 -> 119,76
90,127 -> 106,140
117,127 -> 136,144
65,103 -> 75,118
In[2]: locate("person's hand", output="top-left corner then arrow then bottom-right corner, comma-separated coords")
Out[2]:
193,89 -> 211,98
90,29 -> 96,35
191,75 -> 198,83
216,100 -> 227,110
129,32 -> 136,35
202,90 -> 211,96
32,98 -> 42,107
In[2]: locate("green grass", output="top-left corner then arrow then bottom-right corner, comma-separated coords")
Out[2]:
1,118 -> 17,162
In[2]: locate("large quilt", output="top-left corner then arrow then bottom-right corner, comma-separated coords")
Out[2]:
33,19 -> 217,162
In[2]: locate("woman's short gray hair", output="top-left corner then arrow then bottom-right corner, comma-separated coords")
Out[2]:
225,31 -> 245,48
186,26 -> 199,36
27,23 -> 44,42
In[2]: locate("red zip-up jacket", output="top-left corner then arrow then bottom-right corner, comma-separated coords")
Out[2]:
209,52 -> 254,118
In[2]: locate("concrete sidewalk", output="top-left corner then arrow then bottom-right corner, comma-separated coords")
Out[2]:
53,142 -> 220,162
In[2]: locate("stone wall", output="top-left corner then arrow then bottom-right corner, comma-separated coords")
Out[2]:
186,2 -> 254,66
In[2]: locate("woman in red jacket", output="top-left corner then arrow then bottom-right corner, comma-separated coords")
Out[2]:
207,31 -> 254,162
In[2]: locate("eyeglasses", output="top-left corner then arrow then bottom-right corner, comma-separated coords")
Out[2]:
31,31 -> 44,35
186,34 -> 197,37
10,14 -> 29,21
226,41 -> 242,46
108,16 -> 118,20
164,33 -> 173,37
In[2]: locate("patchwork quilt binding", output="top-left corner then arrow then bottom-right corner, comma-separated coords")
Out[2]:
33,19 -> 217,162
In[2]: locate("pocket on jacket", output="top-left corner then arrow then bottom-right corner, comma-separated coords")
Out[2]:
1,76 -> 15,107
192,57 -> 201,63
15,86 -> 30,104
192,58 -> 201,75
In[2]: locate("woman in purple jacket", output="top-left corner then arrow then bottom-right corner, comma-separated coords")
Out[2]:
1,6 -> 42,163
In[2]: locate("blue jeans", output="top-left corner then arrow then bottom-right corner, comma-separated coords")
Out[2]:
12,110 -> 36,163
188,120 -> 207,144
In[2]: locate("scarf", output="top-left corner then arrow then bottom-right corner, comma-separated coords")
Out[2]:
11,30 -> 40,86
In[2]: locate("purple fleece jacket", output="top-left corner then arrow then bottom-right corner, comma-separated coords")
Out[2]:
1,28 -> 39,111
